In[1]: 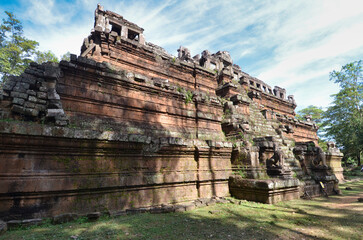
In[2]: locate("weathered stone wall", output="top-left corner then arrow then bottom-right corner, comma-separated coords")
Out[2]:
0,122 -> 231,220
0,4 -> 341,220
0,42 -> 232,220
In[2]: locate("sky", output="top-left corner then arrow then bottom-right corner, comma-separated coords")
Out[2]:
1,0 -> 362,111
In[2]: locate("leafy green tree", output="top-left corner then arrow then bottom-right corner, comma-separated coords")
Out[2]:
34,50 -> 59,64
296,105 -> 324,127
296,105 -> 328,151
0,11 -> 38,78
60,51 -> 71,61
323,60 -> 363,166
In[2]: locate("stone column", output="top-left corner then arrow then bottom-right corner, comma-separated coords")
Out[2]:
325,142 -> 344,182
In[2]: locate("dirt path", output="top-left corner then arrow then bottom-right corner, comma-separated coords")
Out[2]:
323,179 -> 363,210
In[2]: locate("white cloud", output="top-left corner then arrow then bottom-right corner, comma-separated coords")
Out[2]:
19,0 -> 76,25
9,0 -> 363,109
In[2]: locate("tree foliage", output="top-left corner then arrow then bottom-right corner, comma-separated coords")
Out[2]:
34,50 -> 59,64
296,105 -> 327,151
323,60 -> 363,165
0,11 -> 38,78
296,105 -> 324,127
0,11 -> 68,83
60,51 -> 71,61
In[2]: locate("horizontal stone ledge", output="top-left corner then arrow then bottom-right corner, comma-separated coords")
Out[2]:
229,176 -> 300,190
0,180 -> 229,199
0,122 -> 232,149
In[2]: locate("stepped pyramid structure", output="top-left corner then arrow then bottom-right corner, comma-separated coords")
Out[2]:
0,5 -> 343,221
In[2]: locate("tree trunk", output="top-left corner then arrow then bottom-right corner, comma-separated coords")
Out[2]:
358,152 -> 361,166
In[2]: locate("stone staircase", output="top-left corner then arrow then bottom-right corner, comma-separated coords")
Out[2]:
247,101 -> 304,176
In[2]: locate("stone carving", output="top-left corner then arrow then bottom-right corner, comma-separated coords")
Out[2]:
304,115 -> 312,122
284,124 -> 294,133
177,46 -> 192,62
312,146 -> 328,169
273,86 -> 286,99
94,4 -> 110,33
267,146 -> 285,168
287,95 -> 296,105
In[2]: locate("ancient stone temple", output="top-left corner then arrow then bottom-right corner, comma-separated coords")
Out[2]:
0,5 -> 343,221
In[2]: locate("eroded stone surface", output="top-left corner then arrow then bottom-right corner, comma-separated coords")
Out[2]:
0,4 -> 343,220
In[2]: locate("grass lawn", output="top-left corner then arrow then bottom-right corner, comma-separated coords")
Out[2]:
1,180 -> 362,240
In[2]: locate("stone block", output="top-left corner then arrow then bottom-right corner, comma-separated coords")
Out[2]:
47,91 -> 60,100
87,212 -> 101,221
134,74 -> 147,82
24,108 -> 39,117
126,208 -> 150,215
11,105 -> 25,114
37,92 -> 47,99
10,91 -> 28,99
39,86 -> 47,92
0,220 -> 7,235
185,204 -> 196,211
26,90 -> 36,96
28,96 -> 38,103
174,205 -> 186,212
13,82 -> 30,92
21,218 -> 43,227
37,99 -> 47,105
47,109 -> 65,117
70,54 -> 77,62
150,205 -> 174,214
51,213 -> 79,224
7,220 -> 21,230
2,80 -> 16,91
44,65 -> 60,79
21,77 -> 36,85
12,97 -> 25,106
34,104 -> 46,111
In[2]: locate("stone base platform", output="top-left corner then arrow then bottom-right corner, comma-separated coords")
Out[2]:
229,176 -> 300,204
301,180 -> 340,198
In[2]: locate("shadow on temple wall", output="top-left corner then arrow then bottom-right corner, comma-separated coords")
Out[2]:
36,71 -> 214,216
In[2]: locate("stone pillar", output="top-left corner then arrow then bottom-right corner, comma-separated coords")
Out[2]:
139,33 -> 145,45
121,27 -> 128,38
325,142 -> 344,182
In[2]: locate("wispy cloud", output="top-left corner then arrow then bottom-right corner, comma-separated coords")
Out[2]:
2,0 -> 363,110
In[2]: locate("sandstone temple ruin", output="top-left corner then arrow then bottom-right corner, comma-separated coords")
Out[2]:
0,5 -> 344,221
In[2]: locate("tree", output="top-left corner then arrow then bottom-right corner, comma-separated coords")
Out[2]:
296,105 -> 328,151
0,11 -> 63,85
323,60 -> 363,166
0,11 -> 38,78
296,105 -> 324,127
34,50 -> 58,64
60,51 -> 71,61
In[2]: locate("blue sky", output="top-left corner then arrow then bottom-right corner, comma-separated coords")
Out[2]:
1,0 -> 362,111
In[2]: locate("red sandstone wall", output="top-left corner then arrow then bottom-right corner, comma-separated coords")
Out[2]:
0,123 -> 232,220
57,57 -> 224,141
0,40 -> 232,220
293,124 -> 319,144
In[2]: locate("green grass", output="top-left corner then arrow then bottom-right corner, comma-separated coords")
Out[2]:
343,166 -> 363,180
1,180 -> 362,240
